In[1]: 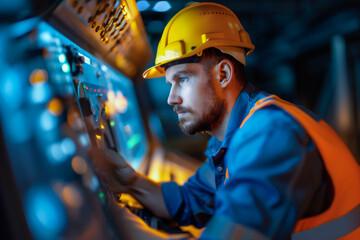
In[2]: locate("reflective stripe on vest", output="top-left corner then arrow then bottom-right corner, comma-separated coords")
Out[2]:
232,95 -> 360,239
292,204 -> 360,240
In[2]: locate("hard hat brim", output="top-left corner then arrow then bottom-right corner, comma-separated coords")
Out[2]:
142,65 -> 165,79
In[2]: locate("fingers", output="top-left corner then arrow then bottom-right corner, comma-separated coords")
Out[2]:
90,148 -> 128,169
89,147 -> 137,194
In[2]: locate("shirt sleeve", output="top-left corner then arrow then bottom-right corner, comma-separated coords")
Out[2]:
205,106 -> 325,240
161,159 -> 217,228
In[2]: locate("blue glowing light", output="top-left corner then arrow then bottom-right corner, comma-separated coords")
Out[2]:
79,133 -> 89,147
61,63 -> 70,73
39,110 -> 58,131
0,67 -> 24,110
46,138 -> 76,164
30,83 -> 52,104
152,1 -> 171,12
24,185 -> 67,239
60,138 -> 76,157
47,143 -> 66,163
9,17 -> 41,38
137,0 -> 150,11
39,32 -> 52,43
58,54 -> 66,63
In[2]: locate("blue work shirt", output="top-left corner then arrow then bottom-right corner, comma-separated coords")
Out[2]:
161,83 -> 331,239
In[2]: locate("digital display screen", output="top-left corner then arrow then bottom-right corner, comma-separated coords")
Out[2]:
76,50 -> 148,170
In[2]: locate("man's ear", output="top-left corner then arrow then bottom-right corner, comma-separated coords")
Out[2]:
215,59 -> 233,88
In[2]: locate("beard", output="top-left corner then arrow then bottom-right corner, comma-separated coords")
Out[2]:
175,90 -> 226,136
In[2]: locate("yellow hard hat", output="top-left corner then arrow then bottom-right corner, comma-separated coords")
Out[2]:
143,2 -> 255,79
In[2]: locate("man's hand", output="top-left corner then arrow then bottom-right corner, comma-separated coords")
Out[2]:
90,147 -> 172,220
90,148 -> 137,194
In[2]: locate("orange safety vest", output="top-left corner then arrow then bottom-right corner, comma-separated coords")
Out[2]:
226,95 -> 360,239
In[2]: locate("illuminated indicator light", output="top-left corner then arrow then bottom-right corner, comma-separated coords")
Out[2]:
110,121 -> 115,127
137,0 -> 150,11
152,1 -> 171,12
114,92 -> 128,113
84,56 -> 90,65
29,69 -> 48,85
71,156 -> 88,174
100,124 -> 105,129
47,98 -> 64,116
97,89 -> 101,93
62,185 -> 83,208
96,135 -> 101,140
86,86 -> 89,90
105,91 -> 116,116
103,89 -> 106,93
58,54 -> 66,63
90,89 -> 93,92
83,85 -> 86,89
93,89 -> 96,92
127,134 -> 141,149
61,63 -> 70,73
105,91 -> 129,114
99,192 -> 105,199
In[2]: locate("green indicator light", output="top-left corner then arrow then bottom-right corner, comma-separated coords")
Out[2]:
127,134 -> 141,149
58,54 -> 66,63
61,63 -> 70,73
110,121 -> 115,127
99,192 -> 105,199
83,85 -> 86,89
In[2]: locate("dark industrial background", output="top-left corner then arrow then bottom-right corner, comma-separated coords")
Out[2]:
138,0 -> 360,162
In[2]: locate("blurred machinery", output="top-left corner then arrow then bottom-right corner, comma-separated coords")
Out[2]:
0,0 -> 200,239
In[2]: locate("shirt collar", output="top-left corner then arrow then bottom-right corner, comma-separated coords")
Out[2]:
204,83 -> 267,159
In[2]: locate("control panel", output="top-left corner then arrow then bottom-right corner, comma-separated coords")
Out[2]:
0,17 -> 148,239
49,0 -> 152,78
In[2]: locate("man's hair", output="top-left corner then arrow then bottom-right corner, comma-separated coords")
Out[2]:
199,48 -> 246,85
162,47 -> 246,85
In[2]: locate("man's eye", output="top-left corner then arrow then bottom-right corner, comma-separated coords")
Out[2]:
180,77 -> 188,83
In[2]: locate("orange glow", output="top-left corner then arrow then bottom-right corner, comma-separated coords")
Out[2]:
105,90 -> 116,116
71,156 -> 88,174
114,91 -> 128,113
47,98 -> 64,116
119,193 -> 142,208
100,124 -> 105,129
67,107 -> 84,130
29,69 -> 48,85
148,150 -> 198,184
115,55 -> 126,68
105,90 -> 128,116
96,134 -> 102,140
62,185 -> 83,208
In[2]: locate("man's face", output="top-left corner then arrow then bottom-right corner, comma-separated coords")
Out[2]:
165,62 -> 226,135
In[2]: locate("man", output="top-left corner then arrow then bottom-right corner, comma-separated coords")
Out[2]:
91,2 -> 360,239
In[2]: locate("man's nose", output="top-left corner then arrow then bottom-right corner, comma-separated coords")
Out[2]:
167,86 -> 182,106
